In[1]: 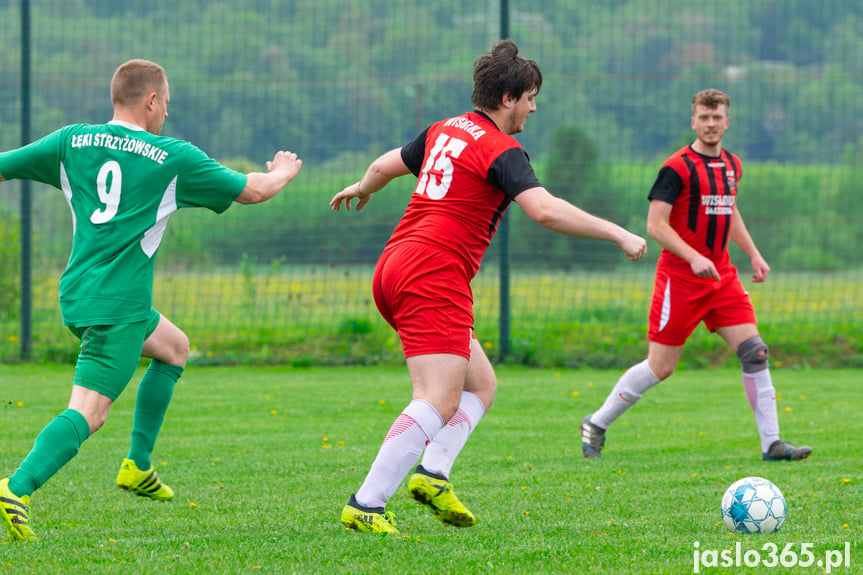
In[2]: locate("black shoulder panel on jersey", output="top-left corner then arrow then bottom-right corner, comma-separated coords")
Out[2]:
647,165 -> 684,204
486,147 -> 541,200
400,127 -> 430,177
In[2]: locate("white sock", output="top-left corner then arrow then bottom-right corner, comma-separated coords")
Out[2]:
420,391 -> 486,479
355,399 -> 443,509
591,360 -> 660,429
742,369 -> 780,452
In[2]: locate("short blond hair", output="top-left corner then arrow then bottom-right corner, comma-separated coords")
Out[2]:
111,59 -> 167,108
691,89 -> 730,113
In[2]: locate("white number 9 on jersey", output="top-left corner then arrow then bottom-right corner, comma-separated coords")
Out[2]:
416,134 -> 467,200
90,160 -> 122,224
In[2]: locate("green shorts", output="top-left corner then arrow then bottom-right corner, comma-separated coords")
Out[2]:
68,309 -> 161,401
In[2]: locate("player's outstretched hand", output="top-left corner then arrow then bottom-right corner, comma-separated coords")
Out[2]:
619,232 -> 648,262
266,151 -> 303,183
330,182 -> 371,212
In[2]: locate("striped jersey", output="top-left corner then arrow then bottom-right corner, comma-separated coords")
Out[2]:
394,111 -> 541,278
0,121 -> 247,327
648,145 -> 742,269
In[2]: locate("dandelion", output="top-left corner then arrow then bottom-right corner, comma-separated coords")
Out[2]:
339,441 -> 345,447
270,409 -> 278,415
572,391 -> 579,397
323,437 -> 329,443
161,461 -> 167,466
784,407 -> 792,413
843,524 -> 849,528
16,402 -> 23,407
379,400 -> 386,405
843,478 -> 851,483
322,444 -> 331,450
190,502 -> 197,508
108,538 -> 116,543
799,395 -> 805,401
483,341 -> 493,349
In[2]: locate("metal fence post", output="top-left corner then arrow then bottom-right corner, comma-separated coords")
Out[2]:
20,0 -> 32,360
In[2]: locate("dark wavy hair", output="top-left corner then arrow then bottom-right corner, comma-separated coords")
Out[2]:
472,39 -> 543,112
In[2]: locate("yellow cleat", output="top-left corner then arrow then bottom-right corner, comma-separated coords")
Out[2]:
0,478 -> 37,542
408,466 -> 476,528
340,494 -> 398,534
116,459 -> 174,501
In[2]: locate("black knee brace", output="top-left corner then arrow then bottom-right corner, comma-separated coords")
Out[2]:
736,336 -> 769,372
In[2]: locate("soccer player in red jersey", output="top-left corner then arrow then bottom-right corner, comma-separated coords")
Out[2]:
330,39 -> 647,534
581,89 -> 812,463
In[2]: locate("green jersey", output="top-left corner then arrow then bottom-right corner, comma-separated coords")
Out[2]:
0,121 -> 247,327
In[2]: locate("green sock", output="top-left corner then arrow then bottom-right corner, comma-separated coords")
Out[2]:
127,360 -> 184,470
8,409 -> 90,498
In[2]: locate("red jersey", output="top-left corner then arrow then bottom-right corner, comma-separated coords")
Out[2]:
390,111 -> 541,278
648,145 -> 742,272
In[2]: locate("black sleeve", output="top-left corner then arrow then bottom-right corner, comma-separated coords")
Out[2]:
647,166 -> 683,204
399,128 -> 430,177
487,147 -> 542,200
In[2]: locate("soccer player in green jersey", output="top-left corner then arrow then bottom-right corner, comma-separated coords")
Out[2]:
0,59 -> 302,542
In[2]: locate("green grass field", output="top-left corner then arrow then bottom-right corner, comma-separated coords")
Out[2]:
0,364 -> 859,574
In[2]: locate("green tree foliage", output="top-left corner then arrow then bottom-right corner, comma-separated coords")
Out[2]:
0,206 -> 20,320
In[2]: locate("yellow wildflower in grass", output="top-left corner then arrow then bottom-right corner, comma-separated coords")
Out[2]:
785,407 -> 792,413
572,391 -> 579,397
378,400 -> 386,405
270,409 -> 277,415
338,441 -> 345,447
16,402 -> 23,407
190,502 -> 197,508
843,478 -> 851,483
323,437 -> 329,443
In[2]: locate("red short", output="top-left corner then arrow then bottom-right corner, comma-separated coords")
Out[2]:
373,241 -> 474,359
647,262 -> 757,346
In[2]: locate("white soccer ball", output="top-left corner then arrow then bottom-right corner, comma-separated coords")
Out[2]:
721,476 -> 786,534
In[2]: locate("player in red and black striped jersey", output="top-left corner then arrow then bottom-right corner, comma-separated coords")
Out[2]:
331,40 -> 647,534
582,89 -> 811,463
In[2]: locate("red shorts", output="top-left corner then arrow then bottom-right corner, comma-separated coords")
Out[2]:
373,241 -> 474,359
647,262 -> 757,346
